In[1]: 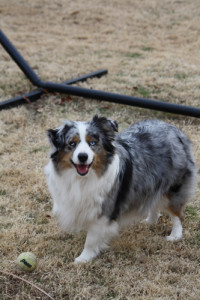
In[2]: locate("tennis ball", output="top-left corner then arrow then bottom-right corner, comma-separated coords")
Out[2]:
16,252 -> 37,272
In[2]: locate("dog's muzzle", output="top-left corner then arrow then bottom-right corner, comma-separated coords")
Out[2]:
72,152 -> 93,176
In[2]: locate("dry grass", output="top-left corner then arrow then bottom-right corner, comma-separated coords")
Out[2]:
0,0 -> 200,299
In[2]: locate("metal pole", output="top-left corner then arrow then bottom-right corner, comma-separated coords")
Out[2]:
42,82 -> 200,118
1,30 -> 200,118
0,69 -> 108,110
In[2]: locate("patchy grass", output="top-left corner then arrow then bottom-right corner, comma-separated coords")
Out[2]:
0,0 -> 200,299
185,205 -> 199,221
174,72 -> 189,80
141,47 -> 154,52
124,52 -> 143,59
131,85 -> 161,99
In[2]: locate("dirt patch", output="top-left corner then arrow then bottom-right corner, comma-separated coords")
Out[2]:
0,0 -> 200,299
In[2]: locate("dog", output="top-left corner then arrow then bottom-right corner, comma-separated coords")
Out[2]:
44,115 -> 197,263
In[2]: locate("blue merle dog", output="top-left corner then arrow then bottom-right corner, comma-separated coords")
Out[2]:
45,116 -> 197,262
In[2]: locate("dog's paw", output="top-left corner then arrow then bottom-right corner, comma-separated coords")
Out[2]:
165,235 -> 182,242
74,250 -> 96,263
74,256 -> 89,264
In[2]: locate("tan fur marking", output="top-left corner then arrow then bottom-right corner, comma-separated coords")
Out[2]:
167,204 -> 184,220
165,194 -> 184,219
86,135 -> 107,177
70,135 -> 80,145
86,135 -> 94,144
92,149 -> 107,177
57,151 -> 73,171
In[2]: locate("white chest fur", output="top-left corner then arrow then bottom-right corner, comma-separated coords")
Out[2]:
44,155 -> 119,232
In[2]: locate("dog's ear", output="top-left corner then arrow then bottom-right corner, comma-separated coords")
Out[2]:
109,120 -> 118,132
47,122 -> 73,150
91,115 -> 118,133
47,129 -> 60,148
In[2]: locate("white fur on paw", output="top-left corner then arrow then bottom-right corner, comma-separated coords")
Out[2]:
166,235 -> 182,242
74,251 -> 95,263
74,256 -> 89,264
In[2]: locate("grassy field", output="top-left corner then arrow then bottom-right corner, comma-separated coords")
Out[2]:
0,0 -> 200,299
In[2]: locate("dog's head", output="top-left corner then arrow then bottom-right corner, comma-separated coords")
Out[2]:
47,115 -> 118,177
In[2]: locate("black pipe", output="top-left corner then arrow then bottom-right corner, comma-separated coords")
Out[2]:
0,90 -> 44,110
0,30 -> 42,86
0,69 -> 108,110
1,29 -> 200,118
42,82 -> 200,117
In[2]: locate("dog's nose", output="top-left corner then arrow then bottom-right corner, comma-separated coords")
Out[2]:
78,153 -> 88,163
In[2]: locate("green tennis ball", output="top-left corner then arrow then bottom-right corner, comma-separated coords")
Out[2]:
16,252 -> 37,272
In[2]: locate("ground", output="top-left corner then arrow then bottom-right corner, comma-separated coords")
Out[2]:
0,0 -> 200,299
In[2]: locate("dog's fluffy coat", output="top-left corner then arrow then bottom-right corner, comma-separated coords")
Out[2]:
45,116 -> 196,262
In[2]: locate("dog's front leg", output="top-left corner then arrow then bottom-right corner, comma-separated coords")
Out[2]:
75,217 -> 119,263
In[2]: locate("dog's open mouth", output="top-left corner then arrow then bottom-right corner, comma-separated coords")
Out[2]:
71,161 -> 93,176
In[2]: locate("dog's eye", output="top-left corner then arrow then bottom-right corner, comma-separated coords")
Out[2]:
69,141 -> 76,148
89,141 -> 96,147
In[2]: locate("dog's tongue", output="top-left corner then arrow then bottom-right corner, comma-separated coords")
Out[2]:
76,164 -> 89,175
